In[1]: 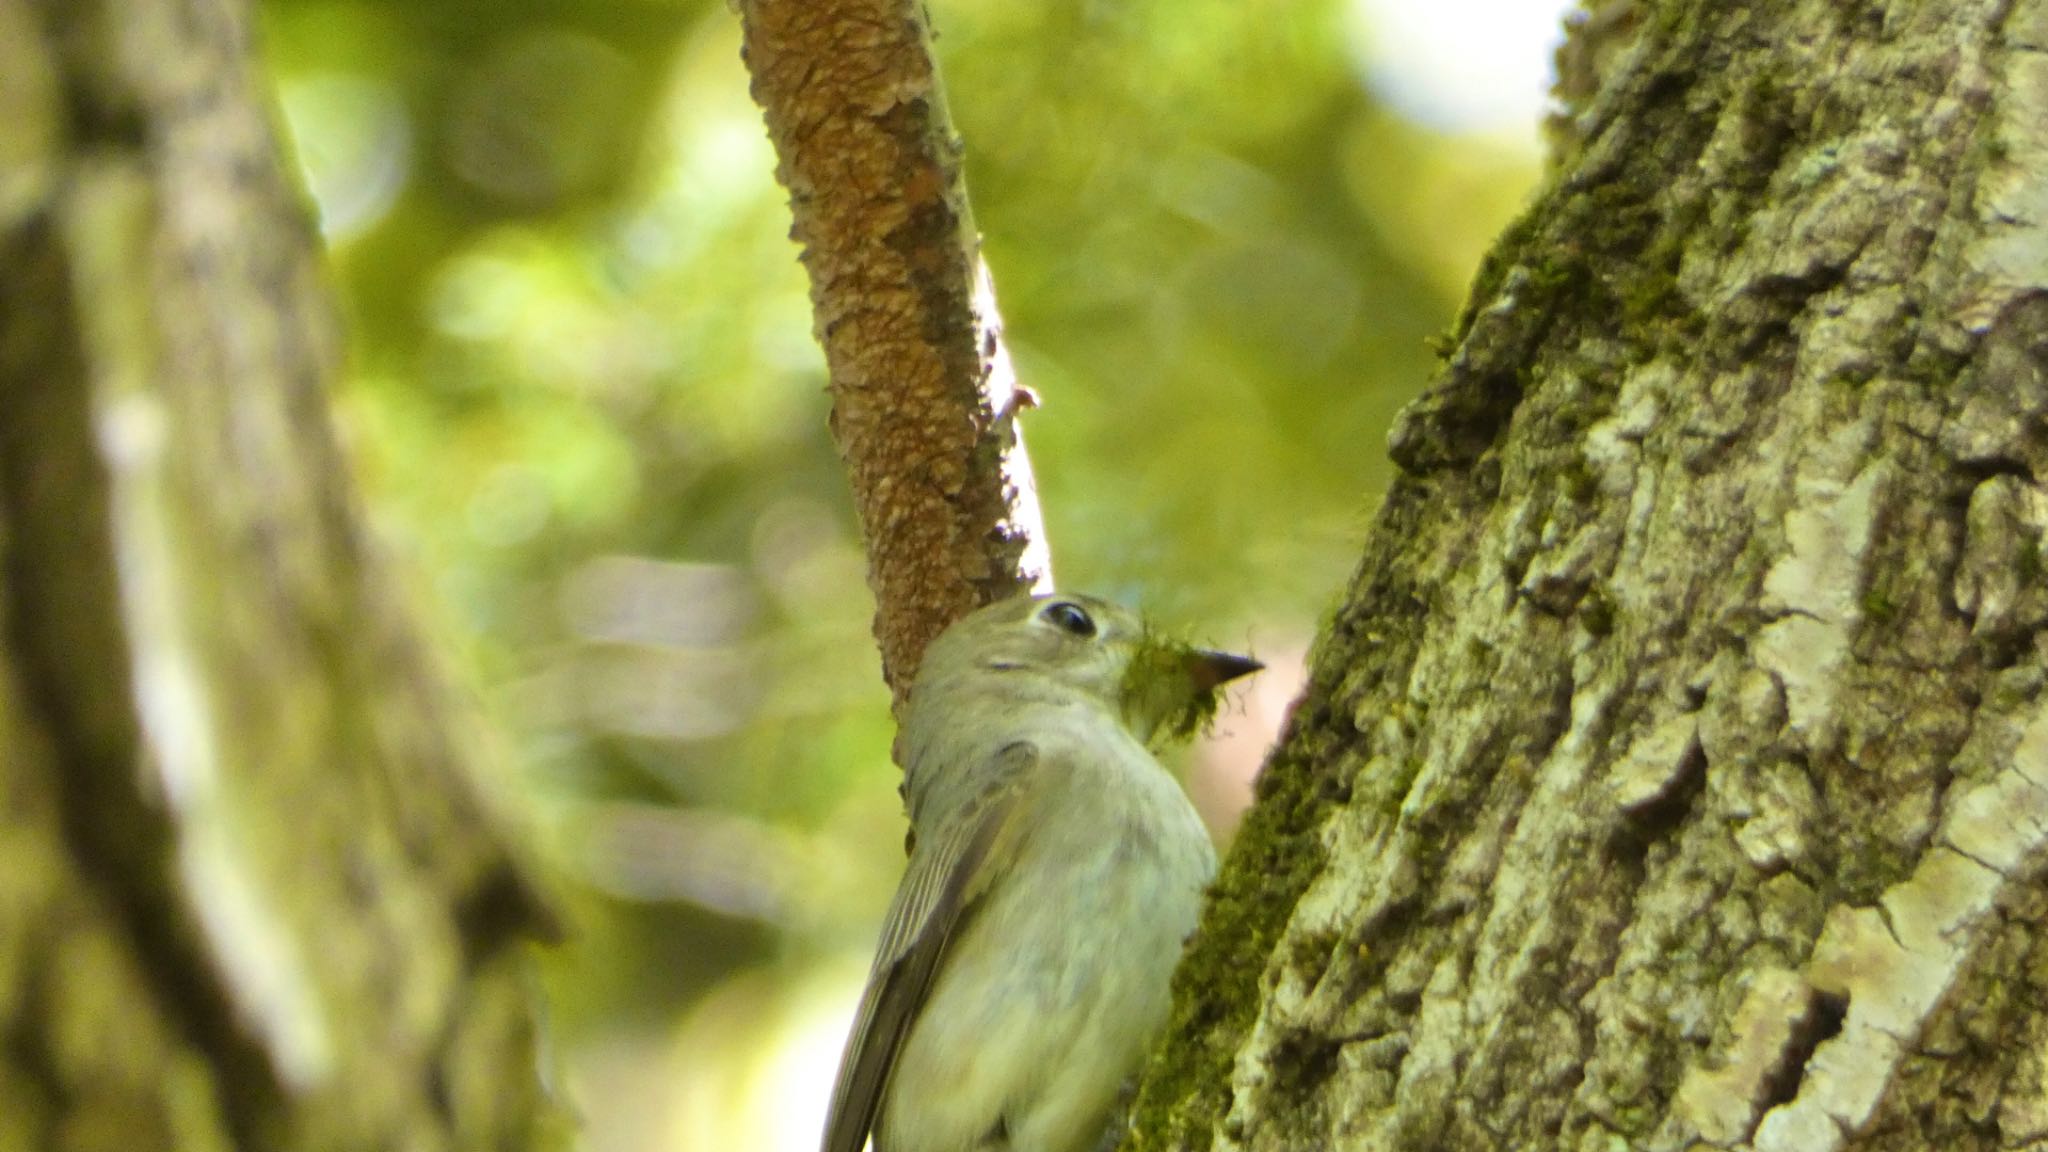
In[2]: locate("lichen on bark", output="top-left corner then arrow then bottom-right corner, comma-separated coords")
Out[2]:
1131,1 -> 2048,1149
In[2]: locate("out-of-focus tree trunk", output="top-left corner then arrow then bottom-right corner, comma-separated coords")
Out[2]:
1133,2 -> 2048,1150
0,1 -> 557,1149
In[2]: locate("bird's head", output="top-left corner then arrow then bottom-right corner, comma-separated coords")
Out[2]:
911,592 -> 1262,747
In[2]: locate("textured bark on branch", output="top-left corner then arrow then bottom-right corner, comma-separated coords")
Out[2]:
0,0 -> 557,1147
734,0 -> 1051,708
1133,2 -> 2048,1150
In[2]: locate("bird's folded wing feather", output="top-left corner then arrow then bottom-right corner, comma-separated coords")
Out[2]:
820,740 -> 1041,1152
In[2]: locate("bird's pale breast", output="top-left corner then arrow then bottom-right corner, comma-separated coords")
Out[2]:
878,715 -> 1216,1152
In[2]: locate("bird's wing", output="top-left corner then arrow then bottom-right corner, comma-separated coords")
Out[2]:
821,740 -> 1041,1152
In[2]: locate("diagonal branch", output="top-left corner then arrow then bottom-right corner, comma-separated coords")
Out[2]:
735,0 -> 1052,710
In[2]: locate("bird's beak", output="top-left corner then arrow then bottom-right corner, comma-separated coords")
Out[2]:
1184,650 -> 1263,691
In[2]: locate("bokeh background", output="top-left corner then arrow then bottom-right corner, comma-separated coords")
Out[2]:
255,0 -> 1567,1146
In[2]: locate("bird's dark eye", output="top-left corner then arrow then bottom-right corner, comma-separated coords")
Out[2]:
1041,601 -> 1097,638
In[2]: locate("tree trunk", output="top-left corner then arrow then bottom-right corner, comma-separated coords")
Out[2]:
1132,2 -> 2048,1150
0,1 -> 557,1149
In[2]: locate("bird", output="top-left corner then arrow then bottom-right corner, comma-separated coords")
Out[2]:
822,591 -> 1262,1152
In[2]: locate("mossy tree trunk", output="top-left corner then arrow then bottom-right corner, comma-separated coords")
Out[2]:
0,1 -> 557,1149
1133,2 -> 2048,1150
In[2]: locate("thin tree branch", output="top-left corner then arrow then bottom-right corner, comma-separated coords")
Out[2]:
735,0 -> 1053,709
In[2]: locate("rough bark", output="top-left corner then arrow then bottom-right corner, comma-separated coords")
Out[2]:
735,0 -> 1052,708
0,1 -> 557,1149
1134,2 -> 2048,1150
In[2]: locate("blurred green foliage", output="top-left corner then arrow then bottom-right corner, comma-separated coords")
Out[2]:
257,0 -> 1539,1145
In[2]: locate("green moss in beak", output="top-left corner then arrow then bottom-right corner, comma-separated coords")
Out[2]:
1118,627 -> 1263,746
